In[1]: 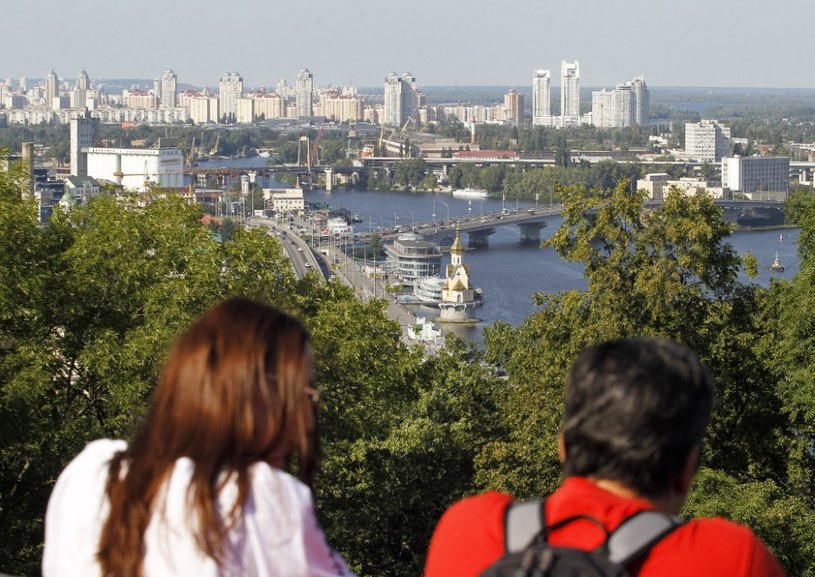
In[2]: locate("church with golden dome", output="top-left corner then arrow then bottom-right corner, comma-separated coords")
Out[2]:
439,225 -> 483,323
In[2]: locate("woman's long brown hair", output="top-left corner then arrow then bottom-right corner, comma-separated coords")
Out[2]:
98,298 -> 319,577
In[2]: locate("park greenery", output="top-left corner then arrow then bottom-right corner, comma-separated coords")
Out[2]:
3,149 -> 815,577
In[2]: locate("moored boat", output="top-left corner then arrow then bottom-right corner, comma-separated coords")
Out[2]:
770,252 -> 785,273
452,187 -> 489,199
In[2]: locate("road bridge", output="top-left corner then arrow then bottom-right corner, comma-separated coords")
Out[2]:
381,199 -> 786,248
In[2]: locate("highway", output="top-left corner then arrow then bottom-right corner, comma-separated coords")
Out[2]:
253,216 -> 420,345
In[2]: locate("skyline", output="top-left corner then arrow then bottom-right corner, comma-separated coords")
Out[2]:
5,0 -> 814,90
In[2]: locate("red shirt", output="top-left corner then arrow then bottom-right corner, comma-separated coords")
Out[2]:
424,477 -> 785,577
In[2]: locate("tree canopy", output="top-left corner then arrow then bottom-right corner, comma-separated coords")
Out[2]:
2,161 -> 815,576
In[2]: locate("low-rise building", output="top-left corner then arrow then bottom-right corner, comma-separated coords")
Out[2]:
384,233 -> 442,286
721,155 -> 789,199
264,187 -> 304,213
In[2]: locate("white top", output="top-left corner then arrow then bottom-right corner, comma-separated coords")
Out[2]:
43,439 -> 355,577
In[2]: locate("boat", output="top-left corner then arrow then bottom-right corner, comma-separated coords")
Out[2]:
736,207 -> 785,228
452,187 -> 489,199
770,253 -> 785,273
413,277 -> 444,303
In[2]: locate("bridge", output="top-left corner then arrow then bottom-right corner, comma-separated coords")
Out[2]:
378,199 -> 786,248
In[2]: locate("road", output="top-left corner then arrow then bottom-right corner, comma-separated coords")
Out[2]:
253,216 -> 419,344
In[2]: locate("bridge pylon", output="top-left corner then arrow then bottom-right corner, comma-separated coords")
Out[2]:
519,223 -> 546,243
467,228 -> 496,248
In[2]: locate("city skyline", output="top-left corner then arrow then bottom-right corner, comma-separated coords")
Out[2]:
4,0 -> 814,90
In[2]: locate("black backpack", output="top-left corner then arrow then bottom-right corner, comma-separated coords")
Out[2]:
479,499 -> 684,577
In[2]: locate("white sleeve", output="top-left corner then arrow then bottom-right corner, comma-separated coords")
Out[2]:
242,465 -> 356,577
42,439 -> 127,577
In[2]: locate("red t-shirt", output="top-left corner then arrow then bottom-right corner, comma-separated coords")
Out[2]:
424,477 -> 786,577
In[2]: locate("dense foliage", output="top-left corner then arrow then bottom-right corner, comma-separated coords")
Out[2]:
2,157 -> 815,576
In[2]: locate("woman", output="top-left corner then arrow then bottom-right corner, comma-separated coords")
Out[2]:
43,298 -> 354,577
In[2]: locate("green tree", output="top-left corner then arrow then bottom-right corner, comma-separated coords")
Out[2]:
0,191 -> 301,575
481,181 -> 790,502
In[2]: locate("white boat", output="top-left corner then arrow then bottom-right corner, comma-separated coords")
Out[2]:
770,252 -> 785,273
452,187 -> 489,199
413,277 -> 444,303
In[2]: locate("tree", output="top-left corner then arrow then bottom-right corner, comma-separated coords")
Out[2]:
481,181 -> 791,502
0,191 -> 300,575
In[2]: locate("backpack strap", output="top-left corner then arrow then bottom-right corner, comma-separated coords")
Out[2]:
504,498 -> 545,553
604,510 -> 684,565
504,499 -> 685,565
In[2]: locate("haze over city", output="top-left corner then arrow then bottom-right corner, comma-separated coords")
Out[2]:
6,0 -> 815,89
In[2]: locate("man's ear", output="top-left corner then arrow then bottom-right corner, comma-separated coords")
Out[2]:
676,444 -> 701,495
558,432 -> 566,463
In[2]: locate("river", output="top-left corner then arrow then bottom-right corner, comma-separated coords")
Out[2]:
196,158 -> 799,340
300,188 -> 800,342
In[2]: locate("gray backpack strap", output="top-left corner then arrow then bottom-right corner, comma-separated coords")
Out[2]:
606,510 -> 684,565
504,499 -> 545,553
504,499 -> 684,566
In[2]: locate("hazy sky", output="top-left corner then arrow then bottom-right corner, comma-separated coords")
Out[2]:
5,0 -> 814,90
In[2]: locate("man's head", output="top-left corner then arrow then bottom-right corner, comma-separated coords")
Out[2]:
561,338 -> 713,499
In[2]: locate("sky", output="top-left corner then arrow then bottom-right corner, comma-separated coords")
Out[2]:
5,0 -> 814,90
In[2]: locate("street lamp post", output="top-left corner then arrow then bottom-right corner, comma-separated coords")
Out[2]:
439,200 -> 450,226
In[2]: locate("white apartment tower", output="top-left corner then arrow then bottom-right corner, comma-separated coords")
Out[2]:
504,89 -> 524,126
591,76 -> 649,129
532,70 -> 551,126
161,70 -> 177,109
77,69 -> 89,90
630,76 -> 648,126
45,70 -> 59,109
71,69 -> 90,109
685,120 -> 731,163
383,72 -> 419,127
560,60 -> 580,126
295,69 -> 314,117
218,72 -> 244,122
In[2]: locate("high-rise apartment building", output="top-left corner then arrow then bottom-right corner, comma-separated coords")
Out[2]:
185,91 -> 219,124
295,69 -> 314,117
685,120 -> 731,163
45,70 -> 59,109
630,76 -> 648,127
532,70 -> 551,126
504,89 -> 524,126
276,79 -> 290,99
560,60 -> 580,126
218,72 -> 244,122
71,69 -> 90,109
161,70 -> 177,109
383,72 -> 419,127
77,69 -> 89,91
251,91 -> 285,120
591,75 -> 649,129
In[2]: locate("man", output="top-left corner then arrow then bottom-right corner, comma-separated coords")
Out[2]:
424,338 -> 785,577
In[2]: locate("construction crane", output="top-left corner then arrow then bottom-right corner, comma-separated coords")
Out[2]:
209,133 -> 220,158
310,122 -> 324,168
400,116 -> 416,134
187,136 -> 196,165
